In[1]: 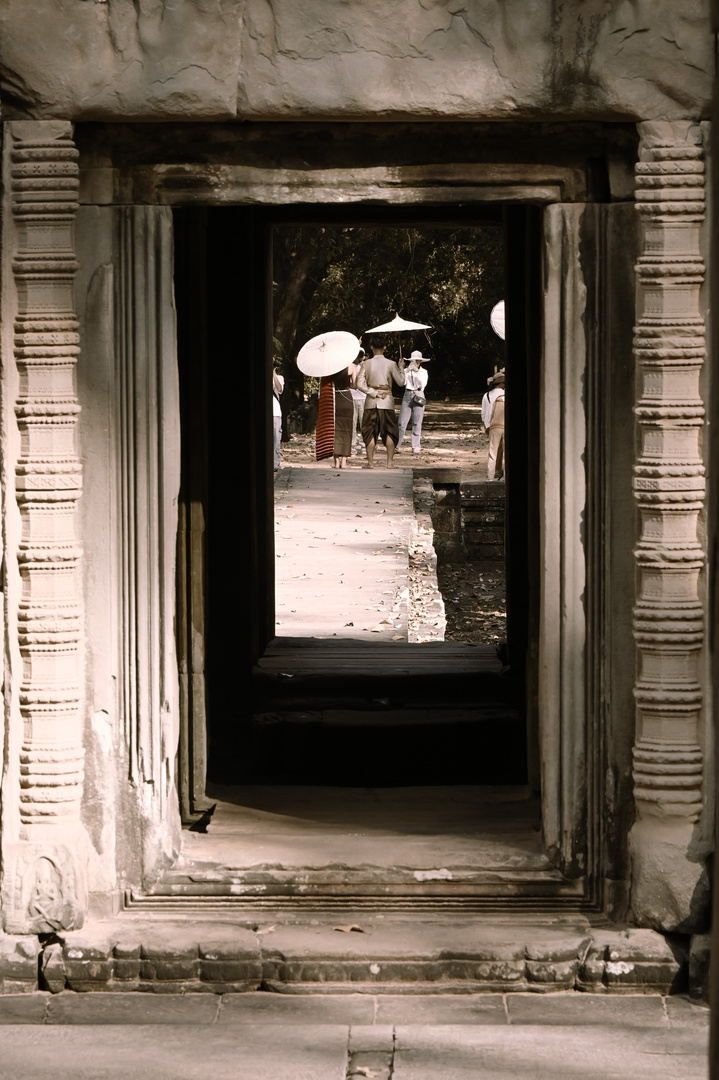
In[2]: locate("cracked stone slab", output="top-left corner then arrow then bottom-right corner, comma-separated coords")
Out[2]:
391,1024 -> 708,1080
2,1 -> 709,122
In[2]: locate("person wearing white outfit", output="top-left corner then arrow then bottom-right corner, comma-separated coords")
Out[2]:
482,369 -> 505,480
349,348 -> 367,451
272,361 -> 284,472
396,350 -> 430,454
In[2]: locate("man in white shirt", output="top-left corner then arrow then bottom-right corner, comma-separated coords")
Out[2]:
357,336 -> 405,468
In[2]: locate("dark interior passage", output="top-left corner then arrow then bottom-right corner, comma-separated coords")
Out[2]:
173,206 -> 539,811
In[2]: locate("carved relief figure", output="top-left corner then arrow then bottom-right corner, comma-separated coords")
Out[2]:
26,856 -> 67,932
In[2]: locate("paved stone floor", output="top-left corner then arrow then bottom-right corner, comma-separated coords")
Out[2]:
0,992 -> 708,1079
180,784 -> 546,875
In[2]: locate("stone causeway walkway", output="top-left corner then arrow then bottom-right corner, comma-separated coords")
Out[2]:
274,465 -> 416,640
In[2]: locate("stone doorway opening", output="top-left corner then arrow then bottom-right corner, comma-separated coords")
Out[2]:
169,199 -> 585,910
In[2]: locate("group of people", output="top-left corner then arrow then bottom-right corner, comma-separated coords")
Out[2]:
274,339 -> 506,480
315,334 -> 430,470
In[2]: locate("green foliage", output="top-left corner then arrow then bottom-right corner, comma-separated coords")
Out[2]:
273,225 -> 505,396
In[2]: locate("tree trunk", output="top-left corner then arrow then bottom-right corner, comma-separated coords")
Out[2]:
274,229 -> 327,424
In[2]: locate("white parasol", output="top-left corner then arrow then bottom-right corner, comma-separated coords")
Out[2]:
365,313 -> 432,364
296,331 -> 361,377
490,301 -> 505,341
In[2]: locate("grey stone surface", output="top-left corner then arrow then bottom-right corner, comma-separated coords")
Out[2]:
0,1 -> 711,122
507,992 -> 667,1027
46,992 -> 220,1025
0,1023 -> 350,1080
0,936 -> 39,993
0,1006 -> 706,1080
349,1025 -> 394,1051
392,1024 -> 708,1080
218,993 -> 376,1025
666,995 -> 712,1028
0,995 -> 48,1024
373,995 -> 507,1025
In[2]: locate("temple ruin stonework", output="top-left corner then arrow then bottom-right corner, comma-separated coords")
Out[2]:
0,1 -> 715,993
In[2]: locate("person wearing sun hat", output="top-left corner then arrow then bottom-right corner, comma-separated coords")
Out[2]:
396,349 -> 430,455
483,368 -> 505,480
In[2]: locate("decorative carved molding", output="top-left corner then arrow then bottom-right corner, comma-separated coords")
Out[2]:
2,122 -> 86,932
630,121 -> 707,928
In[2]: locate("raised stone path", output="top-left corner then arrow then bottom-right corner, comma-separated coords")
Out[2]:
0,992 -> 707,1079
274,465 -> 416,640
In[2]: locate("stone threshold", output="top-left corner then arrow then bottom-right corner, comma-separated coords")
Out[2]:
128,874 -> 585,902
0,914 -> 688,997
0,989 -> 708,1027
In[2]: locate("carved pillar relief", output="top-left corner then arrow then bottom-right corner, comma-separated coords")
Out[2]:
1,122 -> 86,932
629,121 -> 708,931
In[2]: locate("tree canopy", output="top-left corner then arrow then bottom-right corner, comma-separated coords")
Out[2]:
273,224 -> 505,405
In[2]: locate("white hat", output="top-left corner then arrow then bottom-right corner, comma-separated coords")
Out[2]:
404,349 -> 431,362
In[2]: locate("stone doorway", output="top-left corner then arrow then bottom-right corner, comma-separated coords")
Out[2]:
168,202 -> 584,909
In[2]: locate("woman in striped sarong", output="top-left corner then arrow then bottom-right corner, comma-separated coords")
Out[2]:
315,365 -> 355,468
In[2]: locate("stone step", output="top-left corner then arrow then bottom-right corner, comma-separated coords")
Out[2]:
213,706 -> 526,785
1,916 -> 687,997
255,639 -> 503,679
133,867 -> 580,902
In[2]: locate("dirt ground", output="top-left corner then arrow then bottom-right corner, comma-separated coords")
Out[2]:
279,396 -> 506,645
436,564 -> 507,646
281,395 -> 490,476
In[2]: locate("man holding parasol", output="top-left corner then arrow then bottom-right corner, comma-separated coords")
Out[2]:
356,335 -> 406,469
358,314 -> 431,469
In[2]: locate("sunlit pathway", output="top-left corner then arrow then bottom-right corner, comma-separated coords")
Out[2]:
274,465 -> 415,640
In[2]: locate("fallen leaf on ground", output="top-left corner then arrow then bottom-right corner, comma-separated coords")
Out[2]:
333,924 -> 365,933
256,925 -> 276,935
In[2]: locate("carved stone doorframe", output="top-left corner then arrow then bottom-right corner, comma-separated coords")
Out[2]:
629,121 -> 711,931
539,204 -> 590,883
0,121 -> 86,932
6,125 -> 702,924
168,195 -> 601,899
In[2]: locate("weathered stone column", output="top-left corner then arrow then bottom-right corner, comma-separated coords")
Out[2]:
1,122 -> 86,932
629,121 -> 709,931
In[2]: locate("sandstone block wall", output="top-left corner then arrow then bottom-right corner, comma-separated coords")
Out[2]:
0,1 -> 711,124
